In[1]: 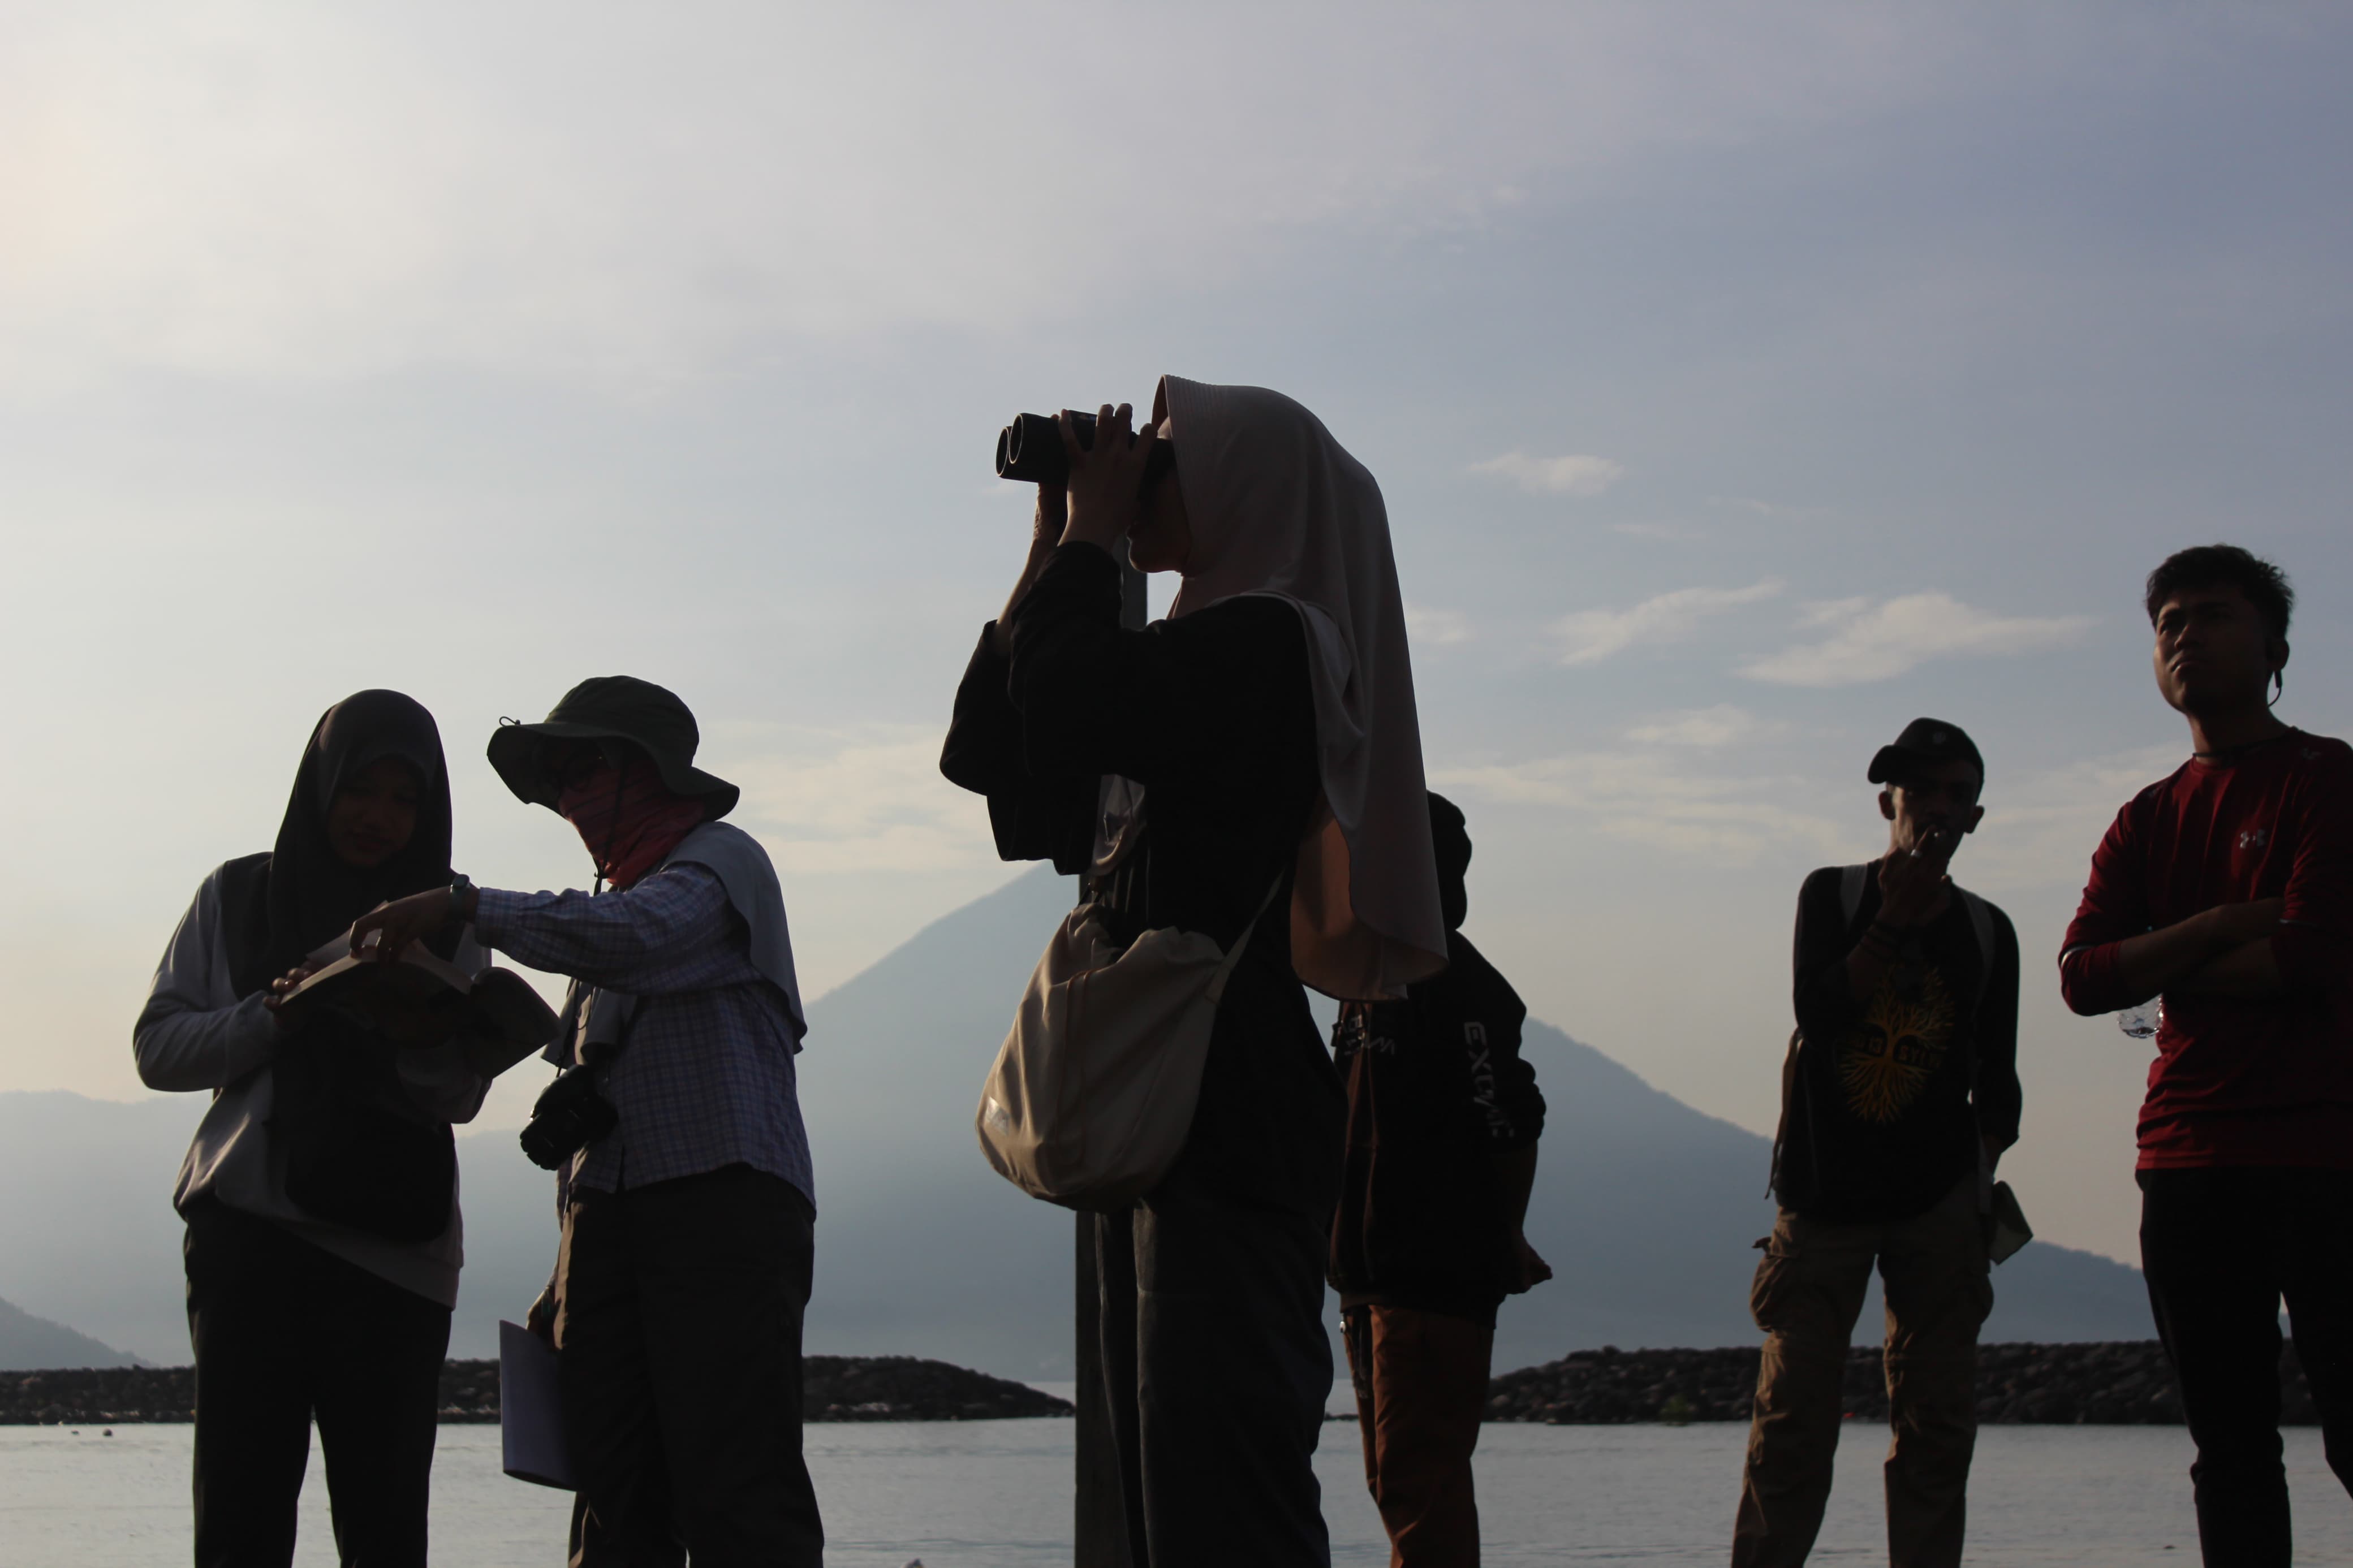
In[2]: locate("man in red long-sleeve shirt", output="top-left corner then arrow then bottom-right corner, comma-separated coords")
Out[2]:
2059,545 -> 2353,1566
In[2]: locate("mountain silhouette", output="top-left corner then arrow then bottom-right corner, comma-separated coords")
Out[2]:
0,1295 -> 141,1371
0,867 -> 2152,1375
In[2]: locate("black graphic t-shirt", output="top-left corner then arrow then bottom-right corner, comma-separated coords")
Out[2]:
1778,863 -> 2022,1223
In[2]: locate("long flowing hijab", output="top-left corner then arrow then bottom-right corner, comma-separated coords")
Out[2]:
1158,375 -> 1446,1000
231,689 -> 456,997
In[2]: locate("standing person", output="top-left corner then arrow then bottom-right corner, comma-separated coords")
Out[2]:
942,380 -> 1447,1565
135,689 -> 510,1568
1732,718 -> 2022,1568
2059,545 -> 2353,1566
1331,791 -> 1549,1568
357,676 -> 820,1567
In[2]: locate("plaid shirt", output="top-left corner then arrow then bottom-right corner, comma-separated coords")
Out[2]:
475,864 -> 813,1208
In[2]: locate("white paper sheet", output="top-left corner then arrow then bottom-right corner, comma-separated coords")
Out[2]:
499,1319 -> 576,1489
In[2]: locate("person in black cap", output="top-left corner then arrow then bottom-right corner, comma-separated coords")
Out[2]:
1730,718 -> 2022,1568
356,675 -> 822,1567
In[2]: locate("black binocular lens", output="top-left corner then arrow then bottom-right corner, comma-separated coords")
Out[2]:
995,411 -> 1096,486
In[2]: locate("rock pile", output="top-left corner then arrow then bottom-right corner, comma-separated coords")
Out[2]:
2,1355 -> 1072,1426
1485,1341 -> 2314,1426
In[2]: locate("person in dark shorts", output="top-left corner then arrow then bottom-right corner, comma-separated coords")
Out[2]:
1733,718 -> 2022,1568
2059,545 -> 2353,1567
1330,791 -> 1549,1568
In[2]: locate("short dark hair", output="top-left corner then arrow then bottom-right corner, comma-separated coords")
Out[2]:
2144,545 -> 2294,641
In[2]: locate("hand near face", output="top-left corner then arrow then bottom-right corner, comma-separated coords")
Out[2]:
1057,404 -> 1158,554
1878,826 -> 1958,928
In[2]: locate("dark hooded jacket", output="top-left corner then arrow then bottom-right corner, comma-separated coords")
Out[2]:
216,690 -> 466,1243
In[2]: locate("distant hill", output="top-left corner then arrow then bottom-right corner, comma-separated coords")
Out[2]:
0,867 -> 2153,1376
0,1296 -> 140,1371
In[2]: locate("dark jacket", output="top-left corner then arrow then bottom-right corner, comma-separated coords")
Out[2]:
1328,930 -> 1545,1327
940,541 -> 1342,1215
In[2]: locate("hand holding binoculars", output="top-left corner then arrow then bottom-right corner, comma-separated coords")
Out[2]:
995,410 -> 1175,493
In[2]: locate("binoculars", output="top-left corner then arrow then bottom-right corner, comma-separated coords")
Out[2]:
994,411 -> 1175,493
994,411 -> 1096,486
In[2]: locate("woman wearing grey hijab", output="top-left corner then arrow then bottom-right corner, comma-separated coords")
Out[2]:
945,378 -> 1442,1565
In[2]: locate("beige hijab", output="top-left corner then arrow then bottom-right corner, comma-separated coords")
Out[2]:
1158,375 -> 1446,1000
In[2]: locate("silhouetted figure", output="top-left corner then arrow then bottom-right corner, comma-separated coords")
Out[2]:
945,379 -> 1447,1565
1330,792 -> 1549,1567
2060,546 -> 2353,1567
359,676 -> 821,1567
136,690 -> 500,1568
1734,718 -> 2021,1568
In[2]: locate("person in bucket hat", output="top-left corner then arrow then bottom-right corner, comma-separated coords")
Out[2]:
357,676 -> 822,1566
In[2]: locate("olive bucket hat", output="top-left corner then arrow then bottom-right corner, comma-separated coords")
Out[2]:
487,675 -> 740,819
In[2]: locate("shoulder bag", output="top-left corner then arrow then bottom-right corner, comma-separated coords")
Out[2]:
976,875 -> 1282,1212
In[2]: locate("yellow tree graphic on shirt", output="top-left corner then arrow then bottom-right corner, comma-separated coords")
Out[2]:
1840,968 -> 1958,1122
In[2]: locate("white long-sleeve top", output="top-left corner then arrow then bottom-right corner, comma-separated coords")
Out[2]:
135,862 -> 496,1307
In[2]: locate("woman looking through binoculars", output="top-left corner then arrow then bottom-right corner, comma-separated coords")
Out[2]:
944,377 -> 1445,1564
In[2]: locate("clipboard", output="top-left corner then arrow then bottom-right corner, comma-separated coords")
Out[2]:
499,1319 -> 576,1489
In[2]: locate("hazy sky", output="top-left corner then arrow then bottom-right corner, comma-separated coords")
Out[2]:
5,3 -> 2348,1268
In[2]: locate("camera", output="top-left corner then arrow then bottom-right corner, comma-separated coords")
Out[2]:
994,409 -> 1178,493
518,1063 -> 619,1171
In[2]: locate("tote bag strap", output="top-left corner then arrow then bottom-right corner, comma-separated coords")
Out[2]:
1204,872 -> 1289,1007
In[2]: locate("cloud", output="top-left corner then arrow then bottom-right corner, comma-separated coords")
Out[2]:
1468,451 -> 1627,497
1554,580 -> 1782,666
1626,705 -> 1775,748
1433,749 -> 1845,863
1955,743 -> 2184,896
0,3 -> 2067,386
720,723 -> 1000,876
1406,603 -> 1472,646
1740,593 -> 2094,686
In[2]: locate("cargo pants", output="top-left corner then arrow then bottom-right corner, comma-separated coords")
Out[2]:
1730,1174 -> 1992,1568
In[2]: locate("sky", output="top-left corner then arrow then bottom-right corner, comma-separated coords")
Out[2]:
4,2 -> 2349,1269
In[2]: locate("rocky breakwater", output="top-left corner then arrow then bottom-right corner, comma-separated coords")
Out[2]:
3,1355 -> 1072,1426
1486,1341 -> 2318,1426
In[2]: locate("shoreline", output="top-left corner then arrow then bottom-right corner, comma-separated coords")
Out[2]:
7,1340 -> 2312,1428
1,1354 -> 1074,1427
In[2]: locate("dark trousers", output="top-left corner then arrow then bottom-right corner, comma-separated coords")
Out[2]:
182,1198 -> 451,1568
1342,1304 -> 1493,1568
2139,1165 -> 2353,1567
1096,1159 -> 1334,1568
555,1163 -> 823,1568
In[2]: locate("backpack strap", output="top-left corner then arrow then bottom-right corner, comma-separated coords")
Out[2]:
1957,887 -> 1995,1013
1839,862 -> 1870,928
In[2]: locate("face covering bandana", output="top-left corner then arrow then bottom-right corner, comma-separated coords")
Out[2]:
557,757 -> 709,891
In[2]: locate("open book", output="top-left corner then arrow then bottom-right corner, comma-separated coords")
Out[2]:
284,923 -> 560,1065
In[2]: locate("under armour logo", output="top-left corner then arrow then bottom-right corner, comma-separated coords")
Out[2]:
2238,827 -> 2270,850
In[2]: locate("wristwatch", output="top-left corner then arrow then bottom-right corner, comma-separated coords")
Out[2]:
448,873 -> 476,925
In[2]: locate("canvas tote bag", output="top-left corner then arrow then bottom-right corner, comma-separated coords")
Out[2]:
976,878 -> 1281,1211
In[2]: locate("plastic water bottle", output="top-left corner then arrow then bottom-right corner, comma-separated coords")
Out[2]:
2118,998 -> 2164,1040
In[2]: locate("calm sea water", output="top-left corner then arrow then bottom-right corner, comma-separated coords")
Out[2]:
6,1419 -> 2351,1566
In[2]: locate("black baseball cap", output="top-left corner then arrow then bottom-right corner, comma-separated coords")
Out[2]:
1867,718 -> 1984,787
